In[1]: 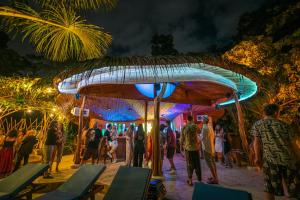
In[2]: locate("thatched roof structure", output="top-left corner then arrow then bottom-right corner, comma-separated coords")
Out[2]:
55,55 -> 261,122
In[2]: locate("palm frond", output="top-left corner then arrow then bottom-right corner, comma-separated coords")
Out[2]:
0,3 -> 112,62
36,0 -> 117,10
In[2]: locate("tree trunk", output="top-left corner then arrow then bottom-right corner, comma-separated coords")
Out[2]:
74,95 -> 86,165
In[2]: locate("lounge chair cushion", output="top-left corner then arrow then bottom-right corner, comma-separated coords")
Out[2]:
192,182 -> 252,200
0,164 -> 48,200
104,167 -> 152,200
35,164 -> 106,200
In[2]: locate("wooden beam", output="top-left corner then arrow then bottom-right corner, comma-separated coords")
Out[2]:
144,101 -> 148,134
152,83 -> 167,177
74,95 -> 86,165
234,94 -> 249,156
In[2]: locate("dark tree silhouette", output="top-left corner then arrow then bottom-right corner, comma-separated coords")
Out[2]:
151,34 -> 179,56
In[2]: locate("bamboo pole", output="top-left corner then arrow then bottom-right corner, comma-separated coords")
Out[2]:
152,83 -> 167,177
144,101 -> 148,134
74,95 -> 86,165
234,93 -> 250,156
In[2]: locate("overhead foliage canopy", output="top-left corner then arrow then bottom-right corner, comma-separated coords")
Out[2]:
0,0 -> 115,62
0,76 -> 66,122
223,0 -> 300,123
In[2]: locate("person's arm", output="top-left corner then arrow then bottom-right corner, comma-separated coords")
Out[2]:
253,136 -> 261,166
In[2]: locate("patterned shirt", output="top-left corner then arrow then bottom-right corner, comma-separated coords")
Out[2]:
181,122 -> 200,151
251,117 -> 296,168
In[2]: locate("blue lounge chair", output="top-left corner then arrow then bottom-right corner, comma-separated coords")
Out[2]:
35,164 -> 106,200
0,164 -> 48,200
104,167 -> 152,200
192,182 -> 252,200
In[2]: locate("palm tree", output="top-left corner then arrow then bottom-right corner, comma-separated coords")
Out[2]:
0,0 -> 116,62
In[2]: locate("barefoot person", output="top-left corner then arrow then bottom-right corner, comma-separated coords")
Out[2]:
181,115 -> 202,186
201,116 -> 218,184
251,104 -> 299,200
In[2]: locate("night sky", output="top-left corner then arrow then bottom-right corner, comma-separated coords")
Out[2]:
3,0 -> 268,57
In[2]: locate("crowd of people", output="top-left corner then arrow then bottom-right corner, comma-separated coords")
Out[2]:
79,122 -> 147,168
0,128 -> 38,177
180,104 -> 300,200
0,104 -> 299,199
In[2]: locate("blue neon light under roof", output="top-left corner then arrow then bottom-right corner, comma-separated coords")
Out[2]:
135,83 -> 176,98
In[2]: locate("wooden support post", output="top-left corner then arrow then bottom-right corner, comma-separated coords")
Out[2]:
152,83 -> 167,177
234,93 -> 249,156
144,101 -> 148,134
74,95 -> 86,165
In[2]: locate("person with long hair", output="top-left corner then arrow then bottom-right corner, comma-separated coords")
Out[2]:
133,124 -> 145,167
14,130 -> 37,171
0,129 -> 17,176
125,125 -> 134,166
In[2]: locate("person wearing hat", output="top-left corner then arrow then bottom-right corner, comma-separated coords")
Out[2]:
200,115 -> 218,184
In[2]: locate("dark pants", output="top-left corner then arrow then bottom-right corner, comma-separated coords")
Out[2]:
133,149 -> 144,167
14,153 -> 30,171
185,150 -> 202,181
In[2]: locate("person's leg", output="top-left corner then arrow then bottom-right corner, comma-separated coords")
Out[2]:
138,153 -> 143,167
81,148 -> 91,165
193,151 -> 202,182
185,151 -> 193,186
91,148 -> 98,165
262,162 -> 282,200
56,145 -> 63,171
211,159 -> 218,182
23,154 -> 29,165
133,148 -> 138,167
282,166 -> 299,199
167,147 -> 176,170
49,146 -> 56,173
14,153 -> 23,171
204,151 -> 218,183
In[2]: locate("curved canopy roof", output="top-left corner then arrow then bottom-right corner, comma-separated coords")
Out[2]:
56,56 -> 259,121
58,63 -> 257,107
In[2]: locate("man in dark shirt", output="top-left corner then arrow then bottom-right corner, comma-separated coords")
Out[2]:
104,124 -> 112,142
14,130 -> 37,171
81,122 -> 102,164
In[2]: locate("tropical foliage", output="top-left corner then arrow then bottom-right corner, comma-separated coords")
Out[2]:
0,0 -> 115,61
223,0 -> 300,123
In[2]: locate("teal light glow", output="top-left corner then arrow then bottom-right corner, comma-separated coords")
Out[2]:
217,77 -> 258,107
135,83 -> 176,98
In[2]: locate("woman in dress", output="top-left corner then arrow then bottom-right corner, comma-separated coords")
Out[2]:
0,129 -> 17,176
214,124 -> 224,164
125,125 -> 134,166
109,125 -> 118,163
